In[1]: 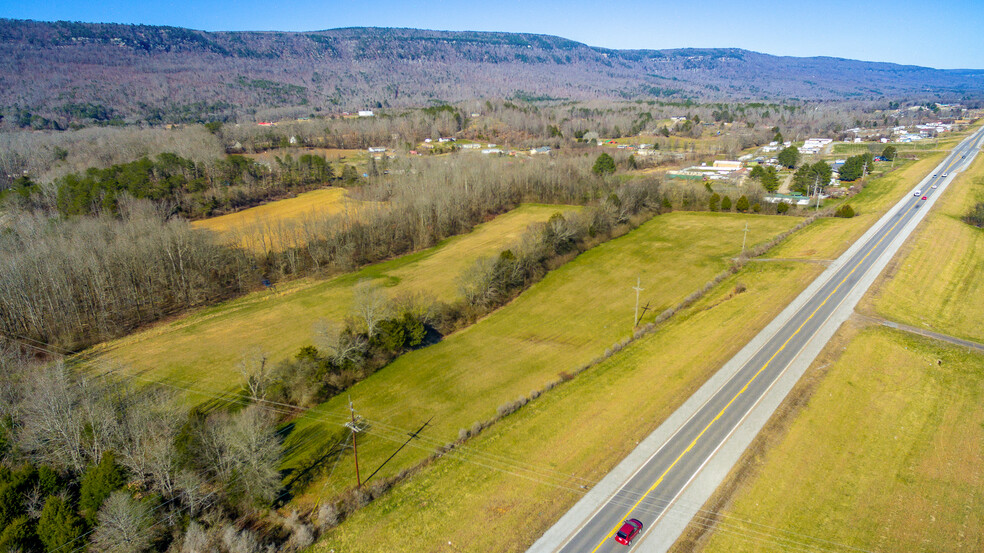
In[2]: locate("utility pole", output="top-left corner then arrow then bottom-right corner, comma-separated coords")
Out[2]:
345,397 -> 362,488
741,223 -> 749,256
814,174 -> 822,211
633,277 -> 644,327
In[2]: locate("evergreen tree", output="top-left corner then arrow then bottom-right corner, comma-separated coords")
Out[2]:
777,146 -> 800,168
791,165 -> 813,195
736,195 -> 750,212
721,196 -> 732,211
592,153 -> 616,175
708,193 -> 721,212
38,496 -> 84,553
0,483 -> 20,529
881,145 -> 897,161
79,452 -> 127,525
760,166 -> 780,192
0,516 -> 36,551
838,154 -> 873,181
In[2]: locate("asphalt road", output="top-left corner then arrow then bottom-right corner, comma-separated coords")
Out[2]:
538,127 -> 984,553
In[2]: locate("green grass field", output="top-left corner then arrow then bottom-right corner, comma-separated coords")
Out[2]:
84,205 -> 570,396
859,152 -> 984,343
689,324 -> 984,553
283,212 -> 802,504
310,256 -> 825,552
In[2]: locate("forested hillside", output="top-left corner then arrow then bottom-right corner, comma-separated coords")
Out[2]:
2,19 -> 983,127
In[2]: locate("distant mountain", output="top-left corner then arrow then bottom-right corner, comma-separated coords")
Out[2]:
2,19 -> 982,126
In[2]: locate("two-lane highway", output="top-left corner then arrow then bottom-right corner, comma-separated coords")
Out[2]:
532,125 -> 984,553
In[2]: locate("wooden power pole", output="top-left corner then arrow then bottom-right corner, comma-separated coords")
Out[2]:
346,397 -> 362,488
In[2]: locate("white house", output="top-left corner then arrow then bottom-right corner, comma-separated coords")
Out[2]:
358,110 -> 374,117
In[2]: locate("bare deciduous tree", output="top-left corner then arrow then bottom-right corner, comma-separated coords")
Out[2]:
18,363 -> 89,472
117,390 -> 182,497
90,491 -> 156,553
202,406 -> 282,508
237,347 -> 272,401
312,319 -> 366,366
351,280 -> 389,338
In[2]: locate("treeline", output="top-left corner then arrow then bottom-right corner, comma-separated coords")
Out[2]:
0,125 -> 224,190
0,200 -> 250,350
240,154 -> 623,276
0,348 -> 317,553
0,154 -> 634,351
1,99 -> 939,193
262,179 -> 666,410
11,152 -> 332,218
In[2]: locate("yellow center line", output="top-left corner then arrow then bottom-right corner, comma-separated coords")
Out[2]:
587,189 -> 927,553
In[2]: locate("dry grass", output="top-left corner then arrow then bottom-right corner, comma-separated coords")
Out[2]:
691,324 -> 984,553
84,204 -> 570,398
243,147 -> 362,163
859,152 -> 984,343
191,187 -> 366,251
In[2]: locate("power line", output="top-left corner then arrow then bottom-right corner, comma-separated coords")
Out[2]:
2,333 -> 881,553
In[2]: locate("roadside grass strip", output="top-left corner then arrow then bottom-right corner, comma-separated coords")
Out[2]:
862,152 -> 984,343
693,324 -> 984,553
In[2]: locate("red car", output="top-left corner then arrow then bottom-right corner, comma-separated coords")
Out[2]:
614,518 -> 643,545
921,196 -> 927,200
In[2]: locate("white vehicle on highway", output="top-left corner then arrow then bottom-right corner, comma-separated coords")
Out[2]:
943,172 -> 948,177
932,184 -> 938,189
913,189 -> 921,196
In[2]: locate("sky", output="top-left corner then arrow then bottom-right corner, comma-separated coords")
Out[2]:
2,0 -> 982,69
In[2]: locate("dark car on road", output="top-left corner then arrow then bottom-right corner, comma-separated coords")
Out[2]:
615,518 -> 643,545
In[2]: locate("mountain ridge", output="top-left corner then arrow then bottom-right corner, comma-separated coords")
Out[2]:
2,18 -> 982,126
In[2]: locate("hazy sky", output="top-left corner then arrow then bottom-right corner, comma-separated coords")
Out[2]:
3,0 -> 982,69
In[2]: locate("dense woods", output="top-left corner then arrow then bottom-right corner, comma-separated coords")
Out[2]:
0,347 -> 298,553
0,201 -> 249,350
